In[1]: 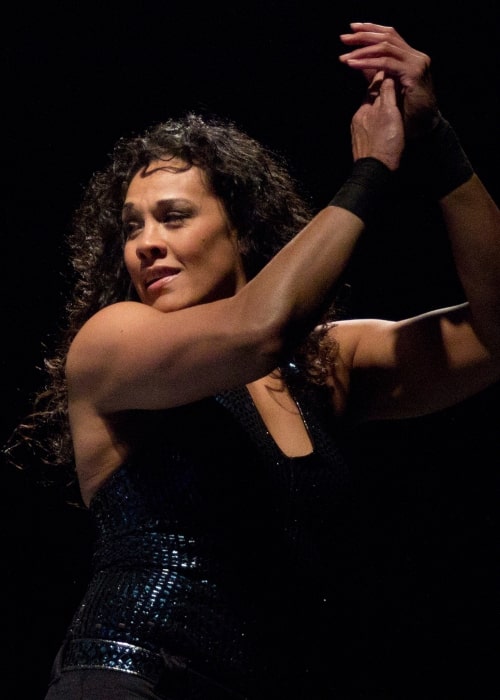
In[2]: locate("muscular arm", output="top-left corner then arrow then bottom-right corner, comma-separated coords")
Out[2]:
441,175 -> 500,351
68,206 -> 366,411
66,77 -> 403,413
333,23 -> 500,422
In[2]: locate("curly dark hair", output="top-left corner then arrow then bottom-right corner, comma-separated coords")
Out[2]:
5,112 -> 342,493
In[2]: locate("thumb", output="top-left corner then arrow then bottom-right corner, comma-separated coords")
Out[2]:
366,70 -> 385,103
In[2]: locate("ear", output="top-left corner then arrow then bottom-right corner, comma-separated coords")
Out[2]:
229,225 -> 242,245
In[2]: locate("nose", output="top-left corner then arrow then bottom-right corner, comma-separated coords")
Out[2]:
135,222 -> 168,262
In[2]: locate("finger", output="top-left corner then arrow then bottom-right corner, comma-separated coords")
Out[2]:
344,22 -> 405,44
350,22 -> 401,34
366,70 -> 385,104
339,53 -> 414,84
340,31 -> 406,50
367,70 -> 385,94
339,43 -> 408,64
378,77 -> 398,106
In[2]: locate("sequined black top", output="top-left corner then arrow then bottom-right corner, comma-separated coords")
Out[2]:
61,368 -> 356,697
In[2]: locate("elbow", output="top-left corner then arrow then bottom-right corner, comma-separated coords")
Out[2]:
230,299 -> 292,375
241,316 -> 291,374
230,283 -> 318,375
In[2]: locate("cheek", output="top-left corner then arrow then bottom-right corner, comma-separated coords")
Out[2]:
177,235 -> 224,270
198,228 -> 240,262
123,244 -> 138,276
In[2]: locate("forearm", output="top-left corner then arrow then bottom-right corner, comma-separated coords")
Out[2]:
441,175 -> 500,350
237,75 -> 402,357
238,159 -> 393,352
239,204 -> 364,351
403,114 -> 500,350
237,79 -> 404,360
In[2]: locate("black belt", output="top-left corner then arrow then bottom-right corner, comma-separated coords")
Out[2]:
62,637 -> 166,682
59,637 -> 247,698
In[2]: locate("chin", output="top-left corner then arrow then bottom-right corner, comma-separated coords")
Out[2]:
149,293 -> 200,313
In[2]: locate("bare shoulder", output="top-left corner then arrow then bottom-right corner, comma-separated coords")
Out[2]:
67,301 -> 155,365
327,317 -> 397,370
65,304 -> 148,503
66,301 -> 162,388
323,318 -> 399,419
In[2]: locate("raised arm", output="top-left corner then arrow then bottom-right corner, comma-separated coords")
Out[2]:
66,78 -> 404,413
335,23 -> 500,421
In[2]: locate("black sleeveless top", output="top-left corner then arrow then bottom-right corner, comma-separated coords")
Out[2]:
61,369 -> 356,697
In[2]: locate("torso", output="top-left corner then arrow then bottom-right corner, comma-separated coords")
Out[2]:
246,373 -> 314,457
73,371 -> 330,505
63,376 -> 355,696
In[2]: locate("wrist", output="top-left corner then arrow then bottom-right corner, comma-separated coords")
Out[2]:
329,157 -> 394,225
403,114 -> 474,199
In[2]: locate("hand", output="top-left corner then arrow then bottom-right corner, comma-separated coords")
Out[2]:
351,76 -> 404,171
339,22 -> 440,139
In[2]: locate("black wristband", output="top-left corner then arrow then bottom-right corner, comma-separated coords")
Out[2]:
403,114 -> 474,200
329,157 -> 393,225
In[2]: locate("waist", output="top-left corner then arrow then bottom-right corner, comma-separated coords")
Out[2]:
59,637 -> 249,698
61,637 -> 165,681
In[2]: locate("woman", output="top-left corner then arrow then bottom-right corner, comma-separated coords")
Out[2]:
8,23 -> 500,699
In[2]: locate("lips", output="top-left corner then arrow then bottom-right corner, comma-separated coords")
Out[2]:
144,266 -> 181,290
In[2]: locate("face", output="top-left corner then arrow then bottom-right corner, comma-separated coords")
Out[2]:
122,158 -> 247,312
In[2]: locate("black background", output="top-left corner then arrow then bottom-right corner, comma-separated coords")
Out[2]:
2,2 -> 499,698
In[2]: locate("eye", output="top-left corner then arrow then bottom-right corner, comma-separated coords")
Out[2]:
162,211 -> 189,227
122,219 -> 142,240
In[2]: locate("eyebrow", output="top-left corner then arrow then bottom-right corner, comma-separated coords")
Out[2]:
122,198 -> 193,215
